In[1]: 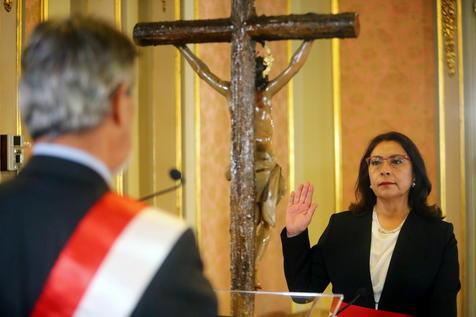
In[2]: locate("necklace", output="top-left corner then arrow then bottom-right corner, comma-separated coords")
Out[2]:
377,225 -> 401,234
372,208 -> 406,234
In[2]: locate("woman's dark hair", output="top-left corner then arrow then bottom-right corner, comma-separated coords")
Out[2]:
255,56 -> 269,91
349,131 -> 442,219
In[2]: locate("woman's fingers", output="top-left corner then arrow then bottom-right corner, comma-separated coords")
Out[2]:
288,183 -> 314,210
294,184 -> 303,204
300,183 -> 309,204
288,191 -> 295,207
304,184 -> 314,206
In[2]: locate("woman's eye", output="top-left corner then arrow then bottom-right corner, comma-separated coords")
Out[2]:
370,159 -> 382,166
390,156 -> 404,165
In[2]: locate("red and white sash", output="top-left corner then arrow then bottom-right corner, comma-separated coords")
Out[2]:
30,192 -> 186,317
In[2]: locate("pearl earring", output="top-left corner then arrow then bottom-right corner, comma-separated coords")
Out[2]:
412,179 -> 416,188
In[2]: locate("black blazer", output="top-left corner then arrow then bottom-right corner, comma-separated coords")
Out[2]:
281,210 -> 460,317
0,155 -> 217,317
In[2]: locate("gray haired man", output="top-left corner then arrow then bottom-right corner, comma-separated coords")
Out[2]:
0,16 -> 217,317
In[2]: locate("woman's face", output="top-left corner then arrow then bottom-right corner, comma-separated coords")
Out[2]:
368,141 -> 414,203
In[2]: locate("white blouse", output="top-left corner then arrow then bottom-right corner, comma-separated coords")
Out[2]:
370,210 -> 406,309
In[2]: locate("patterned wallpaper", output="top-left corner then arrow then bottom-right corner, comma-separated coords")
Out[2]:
339,0 -> 437,210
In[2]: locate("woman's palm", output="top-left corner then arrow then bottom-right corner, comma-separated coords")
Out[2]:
285,183 -> 317,236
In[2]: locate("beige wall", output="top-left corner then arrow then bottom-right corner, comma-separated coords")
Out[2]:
290,1 -> 335,247
136,0 -> 181,214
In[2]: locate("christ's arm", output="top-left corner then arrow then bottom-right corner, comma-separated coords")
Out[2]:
265,41 -> 314,97
176,45 -> 230,97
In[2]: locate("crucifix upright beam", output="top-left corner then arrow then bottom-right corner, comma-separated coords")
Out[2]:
227,1 -> 256,312
134,1 -> 358,315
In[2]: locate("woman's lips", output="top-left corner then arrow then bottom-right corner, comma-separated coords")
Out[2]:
379,182 -> 395,186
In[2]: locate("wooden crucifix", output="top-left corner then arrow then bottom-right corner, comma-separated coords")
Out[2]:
133,1 -> 359,315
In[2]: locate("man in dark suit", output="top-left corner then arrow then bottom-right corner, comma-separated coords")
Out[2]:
0,16 -> 217,317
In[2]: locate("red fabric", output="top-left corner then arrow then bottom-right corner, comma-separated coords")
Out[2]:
337,302 -> 414,317
30,193 -> 145,317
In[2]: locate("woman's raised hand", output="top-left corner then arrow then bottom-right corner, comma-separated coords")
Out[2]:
285,182 -> 318,237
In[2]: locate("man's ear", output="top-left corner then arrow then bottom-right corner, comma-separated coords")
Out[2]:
110,83 -> 128,126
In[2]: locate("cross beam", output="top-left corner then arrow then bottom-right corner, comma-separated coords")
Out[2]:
134,12 -> 359,45
133,2 -> 358,316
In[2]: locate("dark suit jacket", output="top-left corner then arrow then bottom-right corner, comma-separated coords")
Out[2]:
281,210 -> 460,317
0,155 -> 217,317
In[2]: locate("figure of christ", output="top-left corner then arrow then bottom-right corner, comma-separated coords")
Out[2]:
177,41 -> 313,284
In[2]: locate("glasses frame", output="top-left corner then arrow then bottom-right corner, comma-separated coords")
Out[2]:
365,154 -> 411,168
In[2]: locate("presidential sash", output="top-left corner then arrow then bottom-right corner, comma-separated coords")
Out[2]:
30,192 -> 186,317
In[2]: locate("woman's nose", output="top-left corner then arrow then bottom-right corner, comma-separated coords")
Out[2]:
379,160 -> 392,176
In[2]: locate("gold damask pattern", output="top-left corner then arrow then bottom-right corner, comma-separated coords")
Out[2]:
442,0 -> 457,77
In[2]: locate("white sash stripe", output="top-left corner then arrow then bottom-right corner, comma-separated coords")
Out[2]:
73,207 -> 186,317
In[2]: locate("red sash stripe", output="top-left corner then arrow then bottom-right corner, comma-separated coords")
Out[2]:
30,193 -> 146,317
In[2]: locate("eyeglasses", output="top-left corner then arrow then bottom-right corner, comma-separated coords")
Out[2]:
365,154 -> 410,169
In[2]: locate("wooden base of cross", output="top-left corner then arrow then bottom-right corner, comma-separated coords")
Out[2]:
134,1 -> 358,316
